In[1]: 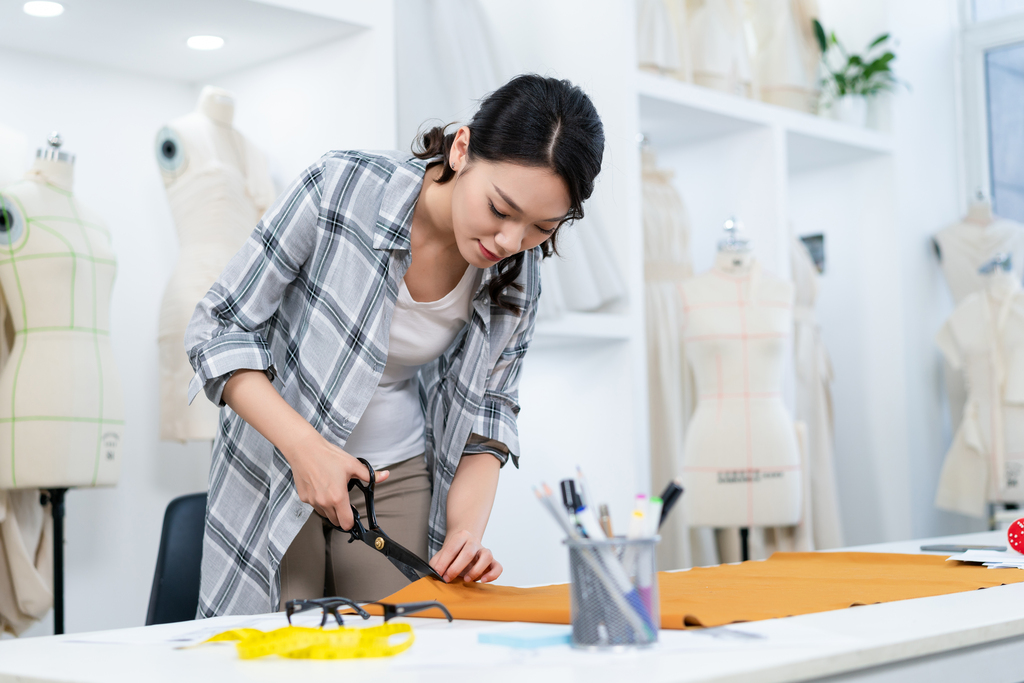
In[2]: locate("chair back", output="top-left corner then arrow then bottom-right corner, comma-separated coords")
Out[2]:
146,492 -> 207,625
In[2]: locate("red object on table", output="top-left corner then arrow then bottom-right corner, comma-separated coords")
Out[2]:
1009,518 -> 1024,554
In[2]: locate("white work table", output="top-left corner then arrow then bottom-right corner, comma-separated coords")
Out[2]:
1,531 -> 1022,683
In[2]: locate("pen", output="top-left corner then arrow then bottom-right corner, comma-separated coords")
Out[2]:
534,486 -> 652,638
560,479 -> 584,535
575,466 -> 592,509
658,479 -> 684,529
646,497 -> 663,537
599,504 -> 614,537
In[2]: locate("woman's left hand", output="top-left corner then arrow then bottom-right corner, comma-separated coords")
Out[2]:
430,529 -> 503,583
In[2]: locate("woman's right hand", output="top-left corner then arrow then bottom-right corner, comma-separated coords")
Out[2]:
283,431 -> 389,530
221,370 -> 390,531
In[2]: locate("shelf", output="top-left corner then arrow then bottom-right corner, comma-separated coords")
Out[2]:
636,71 -> 894,172
533,312 -> 633,343
0,0 -> 370,84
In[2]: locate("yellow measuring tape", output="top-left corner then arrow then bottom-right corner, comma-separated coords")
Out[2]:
202,623 -> 414,660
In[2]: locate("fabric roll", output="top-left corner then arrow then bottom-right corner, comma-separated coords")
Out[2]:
377,552 -> 1024,629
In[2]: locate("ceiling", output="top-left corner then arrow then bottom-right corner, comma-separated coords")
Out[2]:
0,0 -> 369,83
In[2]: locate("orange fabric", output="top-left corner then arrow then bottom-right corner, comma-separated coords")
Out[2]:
375,552 -> 1024,629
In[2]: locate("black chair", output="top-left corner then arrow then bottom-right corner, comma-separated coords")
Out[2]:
146,492 -> 207,625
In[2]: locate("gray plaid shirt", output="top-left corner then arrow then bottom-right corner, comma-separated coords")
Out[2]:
185,150 -> 539,617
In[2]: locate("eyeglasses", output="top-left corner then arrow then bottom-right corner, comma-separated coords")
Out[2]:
285,597 -> 453,628
286,597 -> 370,628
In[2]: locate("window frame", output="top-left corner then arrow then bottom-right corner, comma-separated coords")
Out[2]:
960,0 -> 1024,207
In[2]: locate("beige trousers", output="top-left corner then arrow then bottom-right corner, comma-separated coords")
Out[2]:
279,454 -> 431,607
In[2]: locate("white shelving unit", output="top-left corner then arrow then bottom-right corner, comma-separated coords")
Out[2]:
637,70 -> 893,172
633,66 -> 900,556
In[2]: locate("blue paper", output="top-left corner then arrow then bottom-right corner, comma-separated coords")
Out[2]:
477,624 -> 572,649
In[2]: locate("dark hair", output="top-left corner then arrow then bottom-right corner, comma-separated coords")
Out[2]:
413,74 -> 605,313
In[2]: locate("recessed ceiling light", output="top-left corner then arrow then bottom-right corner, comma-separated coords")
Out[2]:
186,35 -> 225,51
23,1 -> 64,17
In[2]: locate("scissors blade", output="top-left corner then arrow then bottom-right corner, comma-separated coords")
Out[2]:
366,530 -> 443,582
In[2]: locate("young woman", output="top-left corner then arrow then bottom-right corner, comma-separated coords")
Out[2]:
185,74 -> 605,616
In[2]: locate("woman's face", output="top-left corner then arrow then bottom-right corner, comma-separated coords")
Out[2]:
448,128 -> 571,269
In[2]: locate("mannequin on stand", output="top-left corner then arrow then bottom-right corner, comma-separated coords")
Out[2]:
934,190 -> 1024,434
679,219 -> 806,561
0,134 -> 123,633
155,86 -> 275,442
935,253 -> 1024,517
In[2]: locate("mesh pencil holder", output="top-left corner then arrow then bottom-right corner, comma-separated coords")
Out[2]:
565,537 -> 660,650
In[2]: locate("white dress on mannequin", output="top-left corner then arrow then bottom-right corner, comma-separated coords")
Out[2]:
935,269 -> 1024,517
0,128 -> 52,636
934,207 -> 1024,434
642,148 -> 719,570
688,0 -> 754,98
791,236 -> 843,548
637,0 -> 683,75
156,86 -> 275,442
748,0 -> 821,112
680,252 -> 803,529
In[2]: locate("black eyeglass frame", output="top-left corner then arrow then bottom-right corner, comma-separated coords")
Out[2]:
285,597 -> 371,628
284,597 -> 453,627
362,600 -> 453,623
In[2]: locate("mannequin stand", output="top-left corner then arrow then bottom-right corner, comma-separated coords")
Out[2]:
740,527 -> 750,562
42,488 -> 67,635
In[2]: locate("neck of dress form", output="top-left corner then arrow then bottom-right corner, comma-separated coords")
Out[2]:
714,248 -> 755,275
27,157 -> 73,192
198,89 -> 235,126
966,199 -> 994,227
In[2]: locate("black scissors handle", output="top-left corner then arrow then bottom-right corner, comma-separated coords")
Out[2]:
345,457 -> 379,536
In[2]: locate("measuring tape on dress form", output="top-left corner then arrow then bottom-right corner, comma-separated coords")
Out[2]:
201,622 -> 414,660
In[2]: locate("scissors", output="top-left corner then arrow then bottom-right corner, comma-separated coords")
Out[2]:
332,457 -> 444,583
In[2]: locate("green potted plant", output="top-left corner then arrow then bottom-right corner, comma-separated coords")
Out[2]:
813,20 -> 900,127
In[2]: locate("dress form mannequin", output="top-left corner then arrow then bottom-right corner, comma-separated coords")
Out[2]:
679,228 -> 802,531
688,0 -> 754,98
156,86 -> 275,442
934,195 -> 1024,434
934,198 -> 1024,304
935,256 -> 1024,517
0,135 -> 123,489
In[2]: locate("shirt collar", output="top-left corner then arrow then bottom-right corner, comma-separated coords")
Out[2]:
373,154 -> 429,252
373,154 -> 500,302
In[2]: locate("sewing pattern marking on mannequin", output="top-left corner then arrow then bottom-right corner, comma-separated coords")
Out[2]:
0,182 -> 121,487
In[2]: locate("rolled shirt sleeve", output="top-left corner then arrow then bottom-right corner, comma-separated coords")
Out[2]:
466,256 -> 541,468
185,161 -> 323,406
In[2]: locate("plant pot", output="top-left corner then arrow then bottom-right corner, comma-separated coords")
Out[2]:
832,95 -> 868,127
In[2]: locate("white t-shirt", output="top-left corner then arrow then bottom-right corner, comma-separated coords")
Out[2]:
344,265 -> 481,468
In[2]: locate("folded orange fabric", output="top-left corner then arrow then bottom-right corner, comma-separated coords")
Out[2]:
375,552 -> 1024,629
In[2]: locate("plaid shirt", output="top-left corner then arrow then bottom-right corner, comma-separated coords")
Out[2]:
185,151 -> 539,617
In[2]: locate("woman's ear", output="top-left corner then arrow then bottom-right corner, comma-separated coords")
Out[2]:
450,126 -> 471,173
